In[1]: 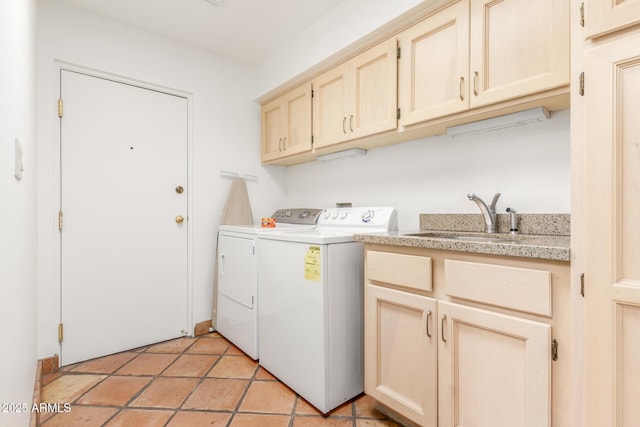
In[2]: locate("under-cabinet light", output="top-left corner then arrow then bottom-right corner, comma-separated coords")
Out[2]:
446,107 -> 550,138
317,148 -> 367,162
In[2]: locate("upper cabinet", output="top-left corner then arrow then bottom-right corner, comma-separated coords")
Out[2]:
398,1 -> 470,126
313,38 -> 398,149
261,0 -> 570,165
585,0 -> 640,39
469,0 -> 569,108
399,0 -> 569,128
261,83 -> 312,163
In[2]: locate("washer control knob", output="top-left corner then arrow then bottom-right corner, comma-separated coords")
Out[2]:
323,210 -> 330,219
340,211 -> 348,220
331,210 -> 339,220
301,211 -> 310,218
361,209 -> 375,223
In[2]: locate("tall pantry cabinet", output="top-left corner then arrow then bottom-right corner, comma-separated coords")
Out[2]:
581,1 -> 640,427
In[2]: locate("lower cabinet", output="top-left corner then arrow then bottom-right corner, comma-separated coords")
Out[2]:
364,247 -> 560,427
438,301 -> 550,427
365,284 -> 437,426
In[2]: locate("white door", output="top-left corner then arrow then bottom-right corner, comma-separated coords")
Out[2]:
60,70 -> 188,365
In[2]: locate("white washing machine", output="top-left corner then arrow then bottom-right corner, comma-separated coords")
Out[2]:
216,208 -> 323,360
257,207 -> 398,413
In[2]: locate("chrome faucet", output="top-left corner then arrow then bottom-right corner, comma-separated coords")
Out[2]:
506,207 -> 518,235
467,193 -> 501,233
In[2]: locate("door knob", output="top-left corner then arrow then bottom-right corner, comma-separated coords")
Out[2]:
176,215 -> 185,224
175,186 -> 184,194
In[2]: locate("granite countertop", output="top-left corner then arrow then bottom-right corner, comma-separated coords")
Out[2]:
354,213 -> 571,262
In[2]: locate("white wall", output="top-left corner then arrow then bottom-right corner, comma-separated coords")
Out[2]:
286,109 -> 570,229
254,0 -> 429,98
0,0 -> 38,425
36,0 -> 286,358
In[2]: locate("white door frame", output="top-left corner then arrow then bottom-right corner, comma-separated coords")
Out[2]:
51,61 -> 194,355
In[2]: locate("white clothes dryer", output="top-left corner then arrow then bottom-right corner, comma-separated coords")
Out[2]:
216,208 -> 323,360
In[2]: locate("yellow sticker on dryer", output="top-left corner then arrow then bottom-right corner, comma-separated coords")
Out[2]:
304,245 -> 321,282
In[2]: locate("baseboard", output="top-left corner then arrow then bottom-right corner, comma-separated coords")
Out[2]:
40,354 -> 59,375
194,319 -> 213,336
31,355 -> 59,427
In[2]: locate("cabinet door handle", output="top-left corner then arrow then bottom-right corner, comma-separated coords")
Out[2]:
425,310 -> 432,338
282,137 -> 287,151
278,138 -> 283,152
441,314 -> 447,343
349,114 -> 354,133
473,71 -> 479,97
459,76 -> 464,101
343,117 -> 347,134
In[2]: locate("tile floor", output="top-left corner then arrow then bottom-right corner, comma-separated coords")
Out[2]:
39,332 -> 402,427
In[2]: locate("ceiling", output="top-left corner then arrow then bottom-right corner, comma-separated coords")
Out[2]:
53,0 -> 346,66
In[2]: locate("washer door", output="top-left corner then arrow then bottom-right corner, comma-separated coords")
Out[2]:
218,234 -> 256,309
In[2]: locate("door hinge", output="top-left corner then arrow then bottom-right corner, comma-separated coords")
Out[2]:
397,108 -> 401,120
580,273 -> 585,297
580,3 -> 585,27
579,72 -> 585,96
58,99 -> 63,118
552,339 -> 558,361
397,46 -> 401,59
58,323 -> 64,343
58,211 -> 63,231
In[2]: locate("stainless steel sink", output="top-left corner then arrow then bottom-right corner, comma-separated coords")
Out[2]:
403,231 -> 522,244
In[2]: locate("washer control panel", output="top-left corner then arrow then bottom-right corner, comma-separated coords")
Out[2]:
319,207 -> 398,230
271,208 -> 323,225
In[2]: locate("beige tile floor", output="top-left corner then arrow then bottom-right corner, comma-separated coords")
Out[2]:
39,332 -> 401,427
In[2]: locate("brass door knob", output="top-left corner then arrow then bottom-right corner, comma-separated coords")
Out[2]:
176,215 -> 185,224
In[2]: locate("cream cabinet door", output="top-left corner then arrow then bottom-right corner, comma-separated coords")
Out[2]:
261,97 -> 285,162
586,0 -> 640,39
261,83 -> 312,162
349,37 -> 398,140
585,30 -> 640,427
364,284 -> 437,427
312,64 -> 350,148
283,84 -> 312,156
469,0 -> 569,108
438,301 -> 551,427
398,0 -> 469,126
